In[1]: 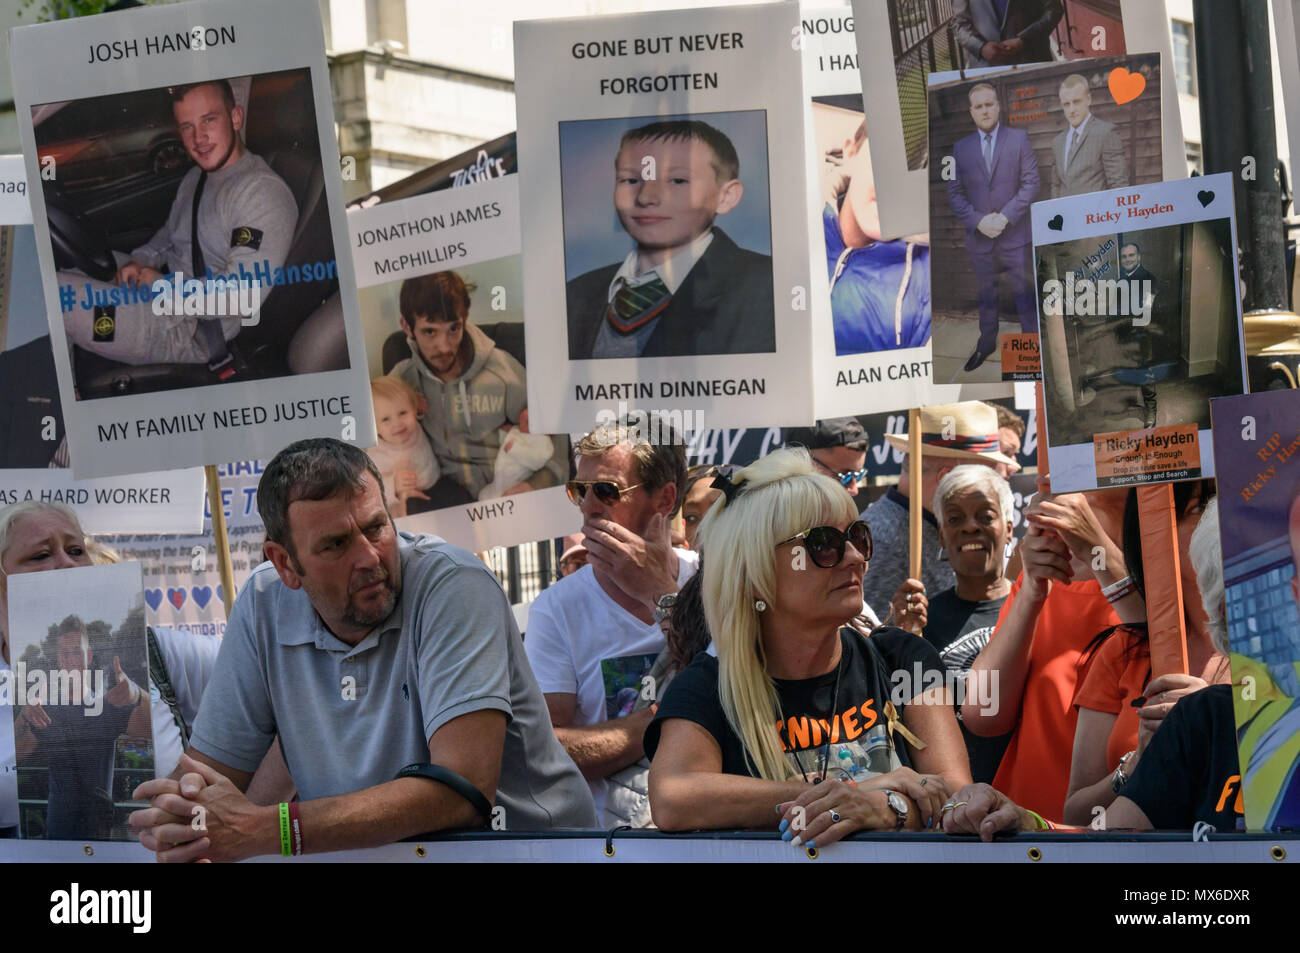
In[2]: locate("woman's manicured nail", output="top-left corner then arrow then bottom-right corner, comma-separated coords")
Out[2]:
807,840 -> 816,849
781,829 -> 793,842
779,818 -> 789,833
792,836 -> 803,847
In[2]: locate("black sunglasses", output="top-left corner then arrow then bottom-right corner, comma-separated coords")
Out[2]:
565,480 -> 644,506
778,520 -> 872,568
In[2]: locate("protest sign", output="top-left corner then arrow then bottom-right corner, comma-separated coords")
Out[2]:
100,459 -> 267,637
928,51 -> 1162,394
10,0 -> 375,480
0,156 -> 204,533
5,562 -> 151,841
1034,173 -> 1246,492
1210,388 -> 1300,831
350,174 -> 581,551
802,9 -> 947,418
857,0 -> 1182,240
514,1 -> 818,432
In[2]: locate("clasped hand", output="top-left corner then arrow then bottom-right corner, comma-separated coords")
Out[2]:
774,768 -> 952,847
130,754 -> 263,863
977,212 -> 1008,239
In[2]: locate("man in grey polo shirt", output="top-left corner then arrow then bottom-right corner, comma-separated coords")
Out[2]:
129,438 -> 595,861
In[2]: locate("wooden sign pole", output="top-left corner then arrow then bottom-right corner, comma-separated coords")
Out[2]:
1137,482 -> 1189,676
204,464 -> 237,618
908,407 -> 922,581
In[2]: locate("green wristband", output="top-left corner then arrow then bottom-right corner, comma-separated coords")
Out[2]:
1023,808 -> 1050,831
279,802 -> 292,857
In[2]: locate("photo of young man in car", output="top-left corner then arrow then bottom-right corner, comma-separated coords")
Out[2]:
51,78 -> 297,371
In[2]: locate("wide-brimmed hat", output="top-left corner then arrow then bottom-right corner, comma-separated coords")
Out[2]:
883,402 -> 1017,467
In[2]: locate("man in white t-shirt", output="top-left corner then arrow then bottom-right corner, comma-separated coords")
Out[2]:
525,414 -> 696,817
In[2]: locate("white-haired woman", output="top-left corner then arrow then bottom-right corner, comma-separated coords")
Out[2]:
645,449 -> 971,847
927,465 -> 1016,784
942,496 -> 1249,837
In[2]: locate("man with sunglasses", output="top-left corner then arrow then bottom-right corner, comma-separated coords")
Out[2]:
784,418 -> 870,498
524,414 -> 694,823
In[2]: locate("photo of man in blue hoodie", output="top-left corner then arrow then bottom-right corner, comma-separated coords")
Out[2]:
816,109 -> 931,357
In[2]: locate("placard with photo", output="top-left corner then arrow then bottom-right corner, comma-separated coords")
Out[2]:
1209,388 -> 1300,831
5,562 -> 151,841
349,174 -> 582,552
928,52 -> 1163,394
10,0 -> 375,480
802,8 -> 951,419
0,156 -> 204,533
1033,172 -> 1246,492
856,0 -> 1183,240
514,2 -> 817,433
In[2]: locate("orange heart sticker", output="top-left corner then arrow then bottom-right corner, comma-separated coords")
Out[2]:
1108,67 -> 1146,105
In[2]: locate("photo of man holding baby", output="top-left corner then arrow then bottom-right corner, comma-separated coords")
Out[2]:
378,270 -> 569,512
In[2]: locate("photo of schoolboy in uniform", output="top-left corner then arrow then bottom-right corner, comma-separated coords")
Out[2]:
560,114 -> 776,360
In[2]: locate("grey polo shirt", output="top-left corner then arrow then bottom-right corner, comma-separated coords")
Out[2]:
189,532 -> 597,830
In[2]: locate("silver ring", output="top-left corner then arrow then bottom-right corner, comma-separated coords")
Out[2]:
829,809 -> 842,823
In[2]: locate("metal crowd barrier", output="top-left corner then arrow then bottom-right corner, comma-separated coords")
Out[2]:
2,829 -> 1295,863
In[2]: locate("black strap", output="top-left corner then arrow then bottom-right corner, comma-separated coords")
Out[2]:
189,171 -> 232,373
146,626 -> 190,748
396,763 -> 493,826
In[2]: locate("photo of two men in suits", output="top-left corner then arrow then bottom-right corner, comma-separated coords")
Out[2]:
928,54 -> 1161,382
559,112 -> 776,361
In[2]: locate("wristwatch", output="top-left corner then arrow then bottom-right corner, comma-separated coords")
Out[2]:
882,789 -> 909,831
653,591 -> 678,624
1111,750 -> 1136,794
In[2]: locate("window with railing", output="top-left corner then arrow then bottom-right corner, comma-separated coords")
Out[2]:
889,0 -> 961,171
1172,20 -> 1196,96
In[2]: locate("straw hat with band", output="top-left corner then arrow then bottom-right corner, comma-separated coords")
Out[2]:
883,402 -> 1017,468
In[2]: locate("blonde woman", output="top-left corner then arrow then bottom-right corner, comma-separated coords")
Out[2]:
645,449 -> 971,846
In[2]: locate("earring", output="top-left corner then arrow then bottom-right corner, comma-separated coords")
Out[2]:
754,599 -> 767,612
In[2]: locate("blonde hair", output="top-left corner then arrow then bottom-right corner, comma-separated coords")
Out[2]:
694,447 -> 859,781
371,375 -> 420,411
1059,73 -> 1091,96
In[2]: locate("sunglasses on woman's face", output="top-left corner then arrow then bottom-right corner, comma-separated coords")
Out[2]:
778,520 -> 873,568
565,480 -> 644,506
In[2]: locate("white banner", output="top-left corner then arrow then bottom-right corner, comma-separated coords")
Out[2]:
11,0 -> 376,479
515,1 -> 818,433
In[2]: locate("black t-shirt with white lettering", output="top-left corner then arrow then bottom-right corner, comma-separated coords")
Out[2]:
1121,685 -> 1244,832
645,627 -> 944,782
923,588 -> 1011,784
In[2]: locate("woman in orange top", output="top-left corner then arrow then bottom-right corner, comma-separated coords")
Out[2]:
1062,480 -> 1231,826
963,478 -> 1144,819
